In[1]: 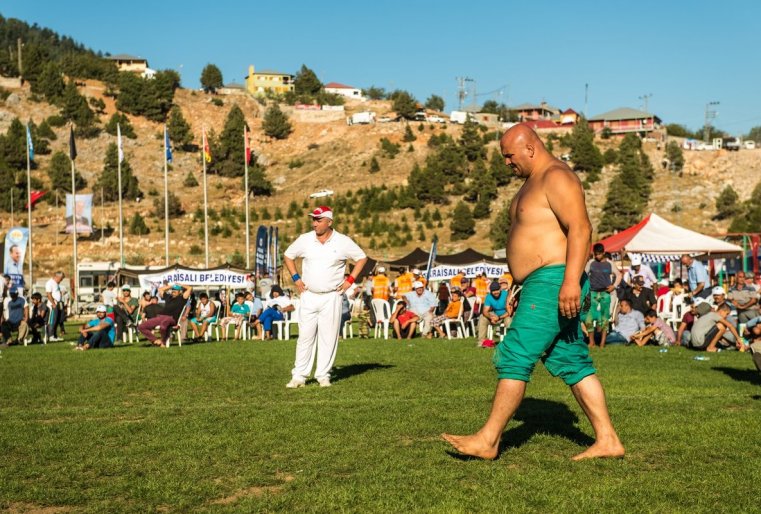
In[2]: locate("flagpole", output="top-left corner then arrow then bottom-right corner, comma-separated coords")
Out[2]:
70,136 -> 79,316
117,123 -> 124,267
244,126 -> 250,269
25,124 -> 34,291
163,125 -> 169,266
202,128 -> 209,268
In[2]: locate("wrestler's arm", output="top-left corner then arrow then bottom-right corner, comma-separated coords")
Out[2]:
546,168 -> 592,318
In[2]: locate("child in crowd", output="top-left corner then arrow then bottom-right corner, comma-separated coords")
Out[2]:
390,299 -> 419,339
631,309 -> 676,346
219,293 -> 250,340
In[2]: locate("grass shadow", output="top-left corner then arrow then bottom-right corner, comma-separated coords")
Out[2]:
331,363 -> 394,383
712,366 -> 761,386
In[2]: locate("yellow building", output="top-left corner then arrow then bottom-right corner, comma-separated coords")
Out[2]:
106,54 -> 149,74
245,65 -> 294,95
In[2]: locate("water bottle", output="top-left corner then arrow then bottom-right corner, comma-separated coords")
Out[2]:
693,355 -> 710,361
659,348 -> 668,353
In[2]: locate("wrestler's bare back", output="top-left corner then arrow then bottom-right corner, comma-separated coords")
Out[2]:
506,163 -> 580,283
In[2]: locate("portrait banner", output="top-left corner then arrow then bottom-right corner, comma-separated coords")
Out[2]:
4,227 -> 29,289
65,194 -> 93,234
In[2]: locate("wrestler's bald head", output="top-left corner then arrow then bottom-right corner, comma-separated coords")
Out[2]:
499,125 -> 549,177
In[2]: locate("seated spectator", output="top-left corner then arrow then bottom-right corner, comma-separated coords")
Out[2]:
743,316 -> 761,372
463,287 -> 479,322
244,291 -> 263,322
478,281 -> 509,347
606,299 -> 646,344
220,293 -> 250,340
75,305 -> 115,350
27,292 -> 49,345
113,285 -> 138,341
689,302 -> 742,352
671,278 -> 685,296
727,271 -> 759,323
621,276 -> 656,314
404,281 -> 437,338
189,292 -> 217,341
254,285 -> 294,340
390,299 -> 419,339
1,286 -> 28,346
138,283 -> 192,347
655,279 -> 671,297
630,309 -> 676,347
431,289 -> 464,338
675,298 -> 699,346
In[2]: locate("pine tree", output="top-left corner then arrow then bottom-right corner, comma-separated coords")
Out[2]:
450,201 -> 475,240
262,104 -> 292,140
200,64 -> 224,93
94,143 -> 141,201
665,140 -> 684,172
167,106 -> 193,149
369,156 -> 380,173
424,94 -> 445,112
60,80 -> 98,136
490,199 -> 512,249
211,105 -> 249,177
245,157 -> 274,197
47,151 -> 86,193
715,185 -> 740,220
1,118 -> 29,170
22,43 -> 48,88
129,212 -> 150,235
459,118 -> 486,162
402,124 -> 417,142
569,117 -> 603,182
489,148 -> 510,186
37,61 -> 66,104
293,65 -> 323,96
36,119 -> 57,140
183,171 -> 199,187
104,113 -> 137,139
153,191 -> 184,218
388,90 -> 418,119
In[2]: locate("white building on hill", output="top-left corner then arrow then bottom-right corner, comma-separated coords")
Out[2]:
324,82 -> 364,100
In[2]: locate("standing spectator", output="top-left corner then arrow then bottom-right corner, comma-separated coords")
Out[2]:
75,305 -> 115,350
1,287 -> 28,346
624,255 -> 657,289
630,309 -> 676,347
436,281 -> 450,315
727,271 -> 759,323
411,268 -> 427,289
584,243 -> 622,349
283,205 -> 367,388
372,267 -> 390,302
473,272 -> 489,303
450,269 -> 466,290
393,268 -> 414,298
681,254 -> 711,299
113,285 -> 138,341
404,281 -> 438,338
622,276 -> 656,315
606,299 -> 646,344
27,292 -> 49,345
478,281 -> 509,347
45,271 -> 65,342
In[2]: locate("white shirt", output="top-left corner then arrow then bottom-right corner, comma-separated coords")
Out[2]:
284,230 -> 366,294
45,278 -> 62,306
264,295 -> 293,310
102,288 -> 117,306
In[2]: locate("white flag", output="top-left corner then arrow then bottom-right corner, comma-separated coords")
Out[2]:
117,123 -> 124,163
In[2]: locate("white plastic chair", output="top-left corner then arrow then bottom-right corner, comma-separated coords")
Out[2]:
465,297 -> 480,337
272,299 -> 299,340
657,291 -> 673,327
443,301 -> 465,339
670,293 -> 685,330
371,299 -> 391,339
342,319 -> 354,339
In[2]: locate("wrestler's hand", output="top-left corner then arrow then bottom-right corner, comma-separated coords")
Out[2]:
558,281 -> 581,318
336,280 -> 351,293
294,279 -> 307,294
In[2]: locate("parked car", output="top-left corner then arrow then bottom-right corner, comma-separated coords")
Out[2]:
560,153 -> 571,161
309,189 -> 334,199
427,115 -> 447,124
346,112 -> 376,125
722,137 -> 741,151
413,111 -> 427,121
744,140 -> 756,150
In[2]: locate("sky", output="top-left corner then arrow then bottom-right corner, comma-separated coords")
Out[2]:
4,0 -> 761,134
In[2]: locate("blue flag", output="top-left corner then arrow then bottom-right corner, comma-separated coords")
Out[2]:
164,125 -> 173,163
26,124 -> 34,161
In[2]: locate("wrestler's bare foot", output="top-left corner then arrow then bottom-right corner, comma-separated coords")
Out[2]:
441,432 -> 499,460
571,438 -> 625,461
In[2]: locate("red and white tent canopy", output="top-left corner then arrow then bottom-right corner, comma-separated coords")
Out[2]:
597,213 -> 742,262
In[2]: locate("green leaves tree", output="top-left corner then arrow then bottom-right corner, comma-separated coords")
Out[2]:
47,151 -> 86,193
94,143 -> 141,201
490,199 -> 512,249
450,201 -> 475,240
715,185 -> 740,220
262,103 -> 292,140
167,106 -> 193,149
425,94 -> 445,112
568,117 -> 602,182
200,64 -> 224,93
104,112 -> 137,139
664,141 -> 684,172
294,65 -> 322,96
388,90 -> 418,119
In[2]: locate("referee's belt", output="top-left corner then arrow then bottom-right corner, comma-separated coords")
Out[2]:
306,289 -> 339,295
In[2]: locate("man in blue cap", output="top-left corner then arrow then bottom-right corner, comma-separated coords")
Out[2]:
75,305 -> 115,350
1,286 -> 28,346
138,283 -> 191,346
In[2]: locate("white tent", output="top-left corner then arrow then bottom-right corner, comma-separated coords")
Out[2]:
597,213 -> 742,261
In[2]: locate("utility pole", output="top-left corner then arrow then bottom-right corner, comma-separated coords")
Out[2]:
455,77 -> 473,110
638,93 -> 653,113
17,38 -> 22,82
584,83 -> 588,117
704,101 -> 719,143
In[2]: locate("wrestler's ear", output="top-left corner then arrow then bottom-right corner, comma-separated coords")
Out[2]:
525,143 -> 535,158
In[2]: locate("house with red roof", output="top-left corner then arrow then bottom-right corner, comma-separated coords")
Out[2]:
324,82 -> 364,100
588,107 -> 662,137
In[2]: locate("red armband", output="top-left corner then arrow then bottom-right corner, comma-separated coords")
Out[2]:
346,275 -> 355,284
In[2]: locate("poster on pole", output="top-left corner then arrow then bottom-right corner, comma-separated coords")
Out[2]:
4,227 -> 28,290
255,226 -> 268,276
64,194 -> 93,234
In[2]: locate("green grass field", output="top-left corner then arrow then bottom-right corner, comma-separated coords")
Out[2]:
1,330 -> 759,513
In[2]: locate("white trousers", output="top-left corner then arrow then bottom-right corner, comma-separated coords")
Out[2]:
291,290 -> 342,381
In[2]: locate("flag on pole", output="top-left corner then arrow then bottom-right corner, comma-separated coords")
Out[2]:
164,125 -> 173,163
425,235 -> 438,282
244,126 -> 251,164
68,126 -> 77,161
26,124 -> 34,161
117,123 -> 124,163
203,128 -> 211,163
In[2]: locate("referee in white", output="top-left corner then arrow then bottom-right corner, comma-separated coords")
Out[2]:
284,206 -> 368,388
